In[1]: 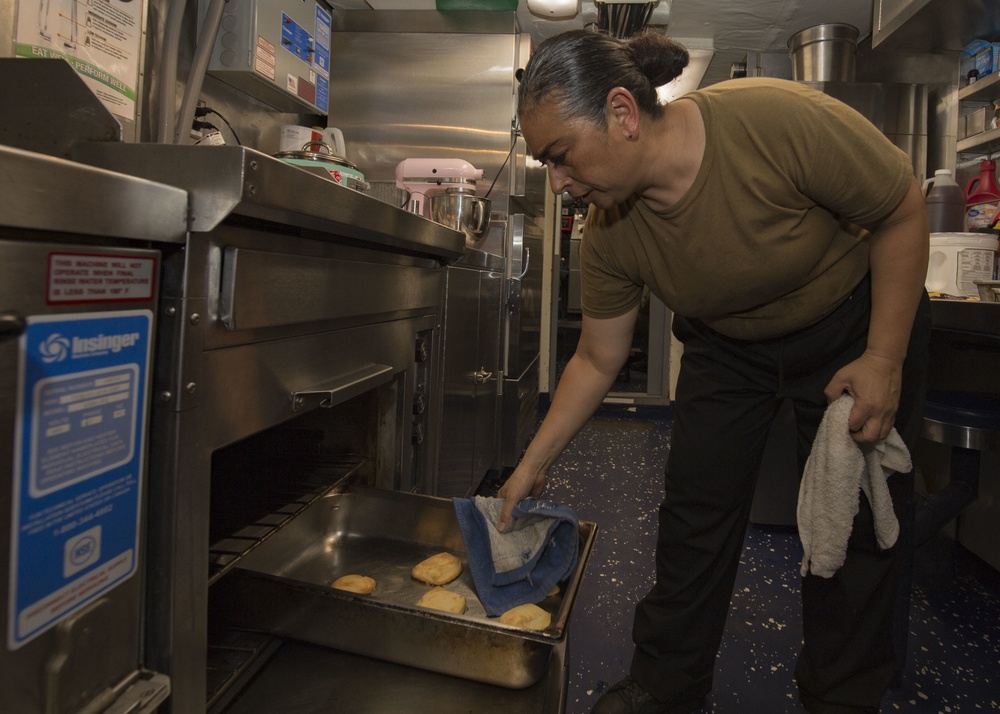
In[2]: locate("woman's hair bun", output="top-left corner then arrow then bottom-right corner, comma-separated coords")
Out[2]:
626,33 -> 690,87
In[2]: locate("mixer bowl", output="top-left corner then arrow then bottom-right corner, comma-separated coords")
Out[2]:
429,191 -> 491,246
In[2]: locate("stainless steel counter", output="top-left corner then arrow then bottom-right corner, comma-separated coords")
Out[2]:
930,299 -> 1000,337
0,145 -> 187,243
925,298 -> 1000,399
70,143 -> 465,262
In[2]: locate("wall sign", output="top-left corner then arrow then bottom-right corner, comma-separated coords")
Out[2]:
14,0 -> 144,121
8,310 -> 151,649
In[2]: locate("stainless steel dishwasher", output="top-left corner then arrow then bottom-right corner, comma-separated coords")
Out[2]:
0,145 -> 187,714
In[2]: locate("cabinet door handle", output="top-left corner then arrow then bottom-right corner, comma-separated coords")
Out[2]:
0,313 -> 26,344
473,369 -> 493,384
517,246 -> 530,280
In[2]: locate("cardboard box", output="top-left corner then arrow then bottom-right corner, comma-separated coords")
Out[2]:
962,39 -> 1000,81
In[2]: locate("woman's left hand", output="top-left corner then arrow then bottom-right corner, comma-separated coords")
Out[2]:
823,350 -> 903,442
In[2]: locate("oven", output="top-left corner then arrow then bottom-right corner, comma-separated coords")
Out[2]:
70,142 -> 458,710
71,144 -> 588,713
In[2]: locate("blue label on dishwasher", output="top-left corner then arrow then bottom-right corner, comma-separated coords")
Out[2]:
8,311 -> 151,649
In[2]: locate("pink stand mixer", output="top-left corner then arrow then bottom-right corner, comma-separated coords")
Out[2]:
395,158 -> 492,244
395,158 -> 486,215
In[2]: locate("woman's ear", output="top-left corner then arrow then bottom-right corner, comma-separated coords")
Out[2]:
607,87 -> 639,140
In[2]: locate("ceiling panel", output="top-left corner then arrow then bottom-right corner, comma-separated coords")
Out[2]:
330,1 -> 876,89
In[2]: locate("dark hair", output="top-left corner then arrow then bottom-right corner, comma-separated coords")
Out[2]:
517,30 -> 689,126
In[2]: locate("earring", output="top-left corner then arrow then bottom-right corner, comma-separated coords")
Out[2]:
627,132 -> 633,139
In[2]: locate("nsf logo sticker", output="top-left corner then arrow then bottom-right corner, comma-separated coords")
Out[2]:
39,334 -> 70,363
64,525 -> 101,578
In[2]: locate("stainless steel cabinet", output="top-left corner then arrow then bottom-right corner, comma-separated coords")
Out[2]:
437,265 -> 503,497
500,211 -> 545,466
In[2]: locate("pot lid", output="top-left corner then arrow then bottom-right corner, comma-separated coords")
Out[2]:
273,149 -> 359,170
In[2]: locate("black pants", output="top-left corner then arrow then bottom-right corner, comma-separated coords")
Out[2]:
629,276 -> 931,714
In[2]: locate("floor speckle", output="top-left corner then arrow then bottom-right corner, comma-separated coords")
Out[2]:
517,403 -> 1000,714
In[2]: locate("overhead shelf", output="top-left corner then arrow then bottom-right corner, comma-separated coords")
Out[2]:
872,0 -> 1000,51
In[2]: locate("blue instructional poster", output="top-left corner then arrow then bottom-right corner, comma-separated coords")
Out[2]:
314,4 -> 332,76
8,310 -> 152,649
314,4 -> 332,114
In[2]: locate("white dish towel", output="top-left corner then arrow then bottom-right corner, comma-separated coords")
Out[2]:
797,394 -> 911,578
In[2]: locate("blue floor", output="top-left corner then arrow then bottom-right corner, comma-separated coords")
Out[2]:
524,404 -> 1000,714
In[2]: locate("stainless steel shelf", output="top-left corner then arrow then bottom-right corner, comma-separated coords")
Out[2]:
958,126 -> 1000,156
959,72 -> 1000,104
959,75 -> 1000,156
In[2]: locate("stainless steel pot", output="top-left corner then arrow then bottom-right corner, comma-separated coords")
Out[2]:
273,142 -> 369,193
788,23 -> 858,82
428,188 -> 491,247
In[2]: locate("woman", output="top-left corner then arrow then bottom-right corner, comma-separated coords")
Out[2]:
497,30 -> 930,714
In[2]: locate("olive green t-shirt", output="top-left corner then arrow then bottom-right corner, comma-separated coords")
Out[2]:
581,78 -> 914,340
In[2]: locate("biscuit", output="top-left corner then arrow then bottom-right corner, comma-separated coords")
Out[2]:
416,586 -> 466,614
331,574 -> 376,594
498,603 -> 551,630
411,552 -> 462,585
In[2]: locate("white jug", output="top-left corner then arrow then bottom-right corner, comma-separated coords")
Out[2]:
322,127 -> 346,157
279,125 -> 346,156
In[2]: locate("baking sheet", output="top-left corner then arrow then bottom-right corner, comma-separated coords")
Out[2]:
211,482 -> 596,688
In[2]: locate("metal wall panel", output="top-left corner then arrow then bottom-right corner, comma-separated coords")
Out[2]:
327,16 -> 519,214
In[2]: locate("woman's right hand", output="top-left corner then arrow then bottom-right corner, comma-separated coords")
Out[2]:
497,463 -> 548,532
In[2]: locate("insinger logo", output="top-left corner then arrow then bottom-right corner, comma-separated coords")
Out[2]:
39,332 -> 141,363
72,333 -> 141,355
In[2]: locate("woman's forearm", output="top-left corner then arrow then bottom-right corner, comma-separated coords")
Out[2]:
517,350 -> 622,474
497,307 -> 638,529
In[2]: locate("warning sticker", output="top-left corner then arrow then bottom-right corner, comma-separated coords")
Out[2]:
47,253 -> 156,304
255,34 -> 277,80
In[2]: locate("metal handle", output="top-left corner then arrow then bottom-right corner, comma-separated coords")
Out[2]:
0,312 -> 26,343
473,369 -> 493,385
517,246 -> 530,280
292,363 -> 394,411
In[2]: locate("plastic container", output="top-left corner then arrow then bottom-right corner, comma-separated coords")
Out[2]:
923,169 -> 966,233
964,160 -> 1000,231
925,233 -> 999,297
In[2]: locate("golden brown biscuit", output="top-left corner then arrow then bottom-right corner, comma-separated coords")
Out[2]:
498,603 -> 551,630
411,552 -> 462,585
331,574 -> 376,594
416,586 -> 466,614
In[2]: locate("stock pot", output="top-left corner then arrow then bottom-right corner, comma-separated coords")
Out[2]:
273,141 -> 369,193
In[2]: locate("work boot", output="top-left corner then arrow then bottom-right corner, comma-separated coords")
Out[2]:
591,676 -> 667,714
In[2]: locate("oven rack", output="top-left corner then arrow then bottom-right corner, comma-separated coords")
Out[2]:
207,456 -> 365,585
206,628 -> 281,713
